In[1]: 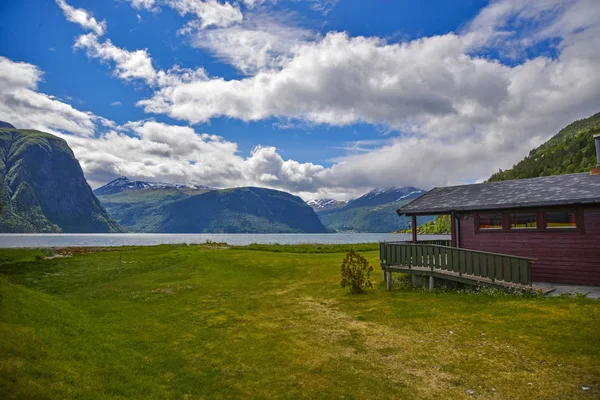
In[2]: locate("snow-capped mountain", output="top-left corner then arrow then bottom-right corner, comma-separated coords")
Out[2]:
346,187 -> 425,209
306,198 -> 348,211
94,176 -> 210,196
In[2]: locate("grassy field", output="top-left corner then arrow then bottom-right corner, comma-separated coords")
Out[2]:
0,243 -> 598,399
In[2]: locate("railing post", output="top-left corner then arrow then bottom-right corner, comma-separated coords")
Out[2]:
430,246 -> 434,271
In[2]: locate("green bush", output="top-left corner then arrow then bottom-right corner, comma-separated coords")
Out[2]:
340,250 -> 373,294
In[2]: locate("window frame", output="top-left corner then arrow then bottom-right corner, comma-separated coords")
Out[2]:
474,207 -> 584,234
543,210 -> 579,230
509,212 -> 538,230
476,213 -> 505,231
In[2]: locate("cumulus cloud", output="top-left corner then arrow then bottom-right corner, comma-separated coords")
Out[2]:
0,57 -> 103,137
56,0 -> 106,36
59,120 -> 330,192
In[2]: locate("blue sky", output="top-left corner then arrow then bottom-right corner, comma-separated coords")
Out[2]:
0,0 -> 599,199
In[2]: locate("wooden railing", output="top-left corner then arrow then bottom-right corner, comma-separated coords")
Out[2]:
379,242 -> 534,285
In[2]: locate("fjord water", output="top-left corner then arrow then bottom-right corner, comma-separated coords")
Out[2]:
0,233 -> 450,248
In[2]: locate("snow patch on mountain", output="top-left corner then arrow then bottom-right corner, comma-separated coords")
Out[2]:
94,176 -> 210,196
306,198 -> 348,210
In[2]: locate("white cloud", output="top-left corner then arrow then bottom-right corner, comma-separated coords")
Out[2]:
183,13 -> 314,74
127,0 -> 158,10
111,101 -> 122,106
56,0 -> 106,36
74,33 -> 157,84
60,120 -> 330,192
138,32 -> 493,125
0,57 -> 103,137
240,0 -> 268,9
167,0 -> 243,29
74,33 -> 209,88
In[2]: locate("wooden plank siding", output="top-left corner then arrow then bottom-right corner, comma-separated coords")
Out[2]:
458,205 -> 600,285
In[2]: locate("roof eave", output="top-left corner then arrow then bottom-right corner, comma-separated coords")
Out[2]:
398,198 -> 600,216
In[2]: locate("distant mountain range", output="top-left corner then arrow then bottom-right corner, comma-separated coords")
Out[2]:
0,123 -> 123,233
95,178 -> 325,233
95,179 -> 429,233
310,187 -> 431,233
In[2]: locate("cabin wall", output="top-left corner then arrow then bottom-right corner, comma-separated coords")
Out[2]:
458,206 -> 600,285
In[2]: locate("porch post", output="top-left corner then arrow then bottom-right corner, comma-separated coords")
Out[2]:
450,211 -> 457,248
411,215 -> 417,244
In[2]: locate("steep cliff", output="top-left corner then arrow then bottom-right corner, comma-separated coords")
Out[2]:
0,124 -> 123,232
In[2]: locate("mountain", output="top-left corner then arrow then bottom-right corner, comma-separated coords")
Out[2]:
0,123 -> 123,233
96,183 -> 326,233
306,198 -> 348,212
489,112 -> 600,182
94,176 -> 210,196
94,177 -> 213,230
344,187 -> 425,209
315,187 -> 430,232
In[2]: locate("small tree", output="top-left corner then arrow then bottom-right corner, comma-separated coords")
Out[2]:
340,250 -> 373,294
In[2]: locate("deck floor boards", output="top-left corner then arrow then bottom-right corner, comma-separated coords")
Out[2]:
384,264 -> 543,292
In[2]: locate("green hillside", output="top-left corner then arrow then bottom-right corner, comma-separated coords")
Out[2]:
0,126 -> 123,233
398,214 -> 451,234
489,112 -> 600,181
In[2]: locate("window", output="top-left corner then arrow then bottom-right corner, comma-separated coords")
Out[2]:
545,211 -> 577,229
479,214 -> 503,230
510,213 -> 537,229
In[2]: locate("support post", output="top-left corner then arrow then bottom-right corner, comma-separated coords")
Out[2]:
382,268 -> 387,282
412,215 -> 417,244
429,276 -> 434,291
386,271 -> 392,291
412,274 -> 420,287
450,212 -> 457,248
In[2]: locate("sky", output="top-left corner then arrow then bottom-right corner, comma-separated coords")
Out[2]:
0,0 -> 599,200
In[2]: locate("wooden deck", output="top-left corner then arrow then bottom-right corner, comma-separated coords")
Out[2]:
380,242 -> 537,291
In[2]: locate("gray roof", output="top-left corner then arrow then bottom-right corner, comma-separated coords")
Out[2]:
398,173 -> 600,215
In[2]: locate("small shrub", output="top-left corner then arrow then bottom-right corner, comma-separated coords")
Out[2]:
340,250 -> 373,294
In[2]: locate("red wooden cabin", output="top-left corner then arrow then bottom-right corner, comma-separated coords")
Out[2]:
397,135 -> 600,286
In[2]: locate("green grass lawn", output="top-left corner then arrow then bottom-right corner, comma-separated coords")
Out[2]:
0,243 -> 598,399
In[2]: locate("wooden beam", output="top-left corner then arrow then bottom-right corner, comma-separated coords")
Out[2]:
451,211 -> 457,248
411,215 -> 417,244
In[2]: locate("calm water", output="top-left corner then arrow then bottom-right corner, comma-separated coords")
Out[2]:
0,233 -> 450,248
